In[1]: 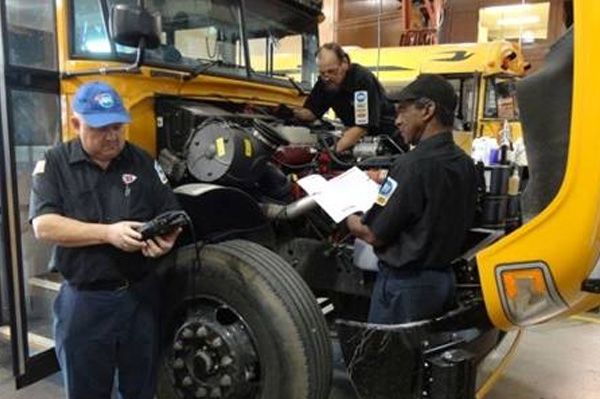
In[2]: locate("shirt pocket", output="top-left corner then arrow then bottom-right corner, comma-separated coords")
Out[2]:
123,182 -> 154,221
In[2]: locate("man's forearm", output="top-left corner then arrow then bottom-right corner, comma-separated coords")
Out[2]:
347,214 -> 379,246
336,126 -> 367,152
32,213 -> 109,247
293,107 -> 317,122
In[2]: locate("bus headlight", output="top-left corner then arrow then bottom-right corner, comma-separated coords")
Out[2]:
496,262 -> 567,326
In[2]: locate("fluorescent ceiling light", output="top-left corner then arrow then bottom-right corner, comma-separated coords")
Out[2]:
521,30 -> 535,44
497,15 -> 541,26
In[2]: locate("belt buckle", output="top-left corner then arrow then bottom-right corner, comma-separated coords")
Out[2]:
115,280 -> 130,292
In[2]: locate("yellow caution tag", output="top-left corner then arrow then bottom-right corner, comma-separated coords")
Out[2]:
216,137 -> 226,157
243,138 -> 253,157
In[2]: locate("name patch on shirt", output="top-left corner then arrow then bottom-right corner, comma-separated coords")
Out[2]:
375,176 -> 398,207
354,90 -> 369,125
154,160 -> 169,184
32,160 -> 46,175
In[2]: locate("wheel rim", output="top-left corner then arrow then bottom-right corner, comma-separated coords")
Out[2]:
166,299 -> 260,399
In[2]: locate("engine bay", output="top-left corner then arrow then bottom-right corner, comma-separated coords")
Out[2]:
155,97 -> 492,319
155,98 -> 403,204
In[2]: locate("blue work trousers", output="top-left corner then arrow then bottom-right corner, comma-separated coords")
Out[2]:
368,266 -> 456,324
53,274 -> 161,399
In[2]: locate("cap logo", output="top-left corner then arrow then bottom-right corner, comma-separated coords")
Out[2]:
95,93 -> 115,109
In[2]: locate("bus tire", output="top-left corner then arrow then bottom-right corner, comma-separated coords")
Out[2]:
156,239 -> 332,399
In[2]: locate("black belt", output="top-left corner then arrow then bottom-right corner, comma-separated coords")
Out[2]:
74,279 -> 131,292
379,262 -> 451,275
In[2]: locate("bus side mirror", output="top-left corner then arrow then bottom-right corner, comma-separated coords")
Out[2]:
110,4 -> 162,50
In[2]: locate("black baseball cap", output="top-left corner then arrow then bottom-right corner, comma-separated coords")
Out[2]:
388,74 -> 457,113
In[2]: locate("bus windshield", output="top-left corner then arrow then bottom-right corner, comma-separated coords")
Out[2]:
71,0 -> 319,84
245,0 -> 319,87
73,0 -> 248,77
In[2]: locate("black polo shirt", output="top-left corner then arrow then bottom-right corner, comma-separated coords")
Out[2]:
364,132 -> 478,270
304,63 -> 397,136
29,139 -> 180,285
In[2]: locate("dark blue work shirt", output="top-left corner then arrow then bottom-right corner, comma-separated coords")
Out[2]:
29,139 -> 180,285
364,132 -> 478,270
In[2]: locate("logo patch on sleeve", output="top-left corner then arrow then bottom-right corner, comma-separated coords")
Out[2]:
32,160 -> 46,176
154,161 -> 169,184
375,176 -> 398,206
354,90 -> 369,125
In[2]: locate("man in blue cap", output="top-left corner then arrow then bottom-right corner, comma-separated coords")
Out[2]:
29,81 -> 181,398
347,74 -> 478,324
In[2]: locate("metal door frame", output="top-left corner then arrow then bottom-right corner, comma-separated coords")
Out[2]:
0,0 -> 60,388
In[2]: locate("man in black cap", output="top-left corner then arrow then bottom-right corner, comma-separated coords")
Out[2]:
346,74 -> 478,324
291,42 -> 400,153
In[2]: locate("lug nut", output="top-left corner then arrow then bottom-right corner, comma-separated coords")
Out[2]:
173,341 -> 183,351
220,356 -> 233,367
173,358 -> 185,369
195,387 -> 208,397
210,337 -> 223,348
196,326 -> 208,338
209,387 -> 222,397
182,376 -> 193,387
219,374 -> 232,387
182,328 -> 194,339
245,369 -> 256,381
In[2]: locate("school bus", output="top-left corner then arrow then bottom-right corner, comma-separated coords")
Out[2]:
0,1 -> 599,399
347,42 -> 529,148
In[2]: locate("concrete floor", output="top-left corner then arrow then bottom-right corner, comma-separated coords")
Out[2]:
1,315 -> 599,399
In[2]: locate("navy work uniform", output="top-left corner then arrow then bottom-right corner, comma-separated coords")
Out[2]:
364,131 -> 478,324
29,139 -> 180,399
304,63 -> 398,138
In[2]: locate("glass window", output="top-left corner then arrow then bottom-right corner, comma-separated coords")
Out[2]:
484,77 -> 520,120
6,0 -> 57,70
72,0 -> 248,77
11,90 -> 61,354
244,0 -> 320,88
478,2 -> 550,45
447,77 -> 477,131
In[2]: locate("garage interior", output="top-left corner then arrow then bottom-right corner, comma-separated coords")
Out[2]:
1,1 -> 598,399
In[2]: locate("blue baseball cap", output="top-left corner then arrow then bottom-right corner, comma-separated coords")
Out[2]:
72,81 -> 131,128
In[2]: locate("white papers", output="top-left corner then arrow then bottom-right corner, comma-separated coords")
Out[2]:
296,174 -> 328,196
297,167 -> 380,223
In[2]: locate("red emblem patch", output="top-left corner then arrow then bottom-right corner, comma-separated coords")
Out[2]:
122,173 -> 137,185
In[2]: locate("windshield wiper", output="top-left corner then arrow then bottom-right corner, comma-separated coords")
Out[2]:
267,72 -> 307,96
288,76 -> 307,96
185,59 -> 244,81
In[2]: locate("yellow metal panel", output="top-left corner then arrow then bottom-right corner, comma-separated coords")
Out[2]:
345,41 -> 527,86
58,63 -> 304,155
54,2 -> 304,155
477,2 -> 600,330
